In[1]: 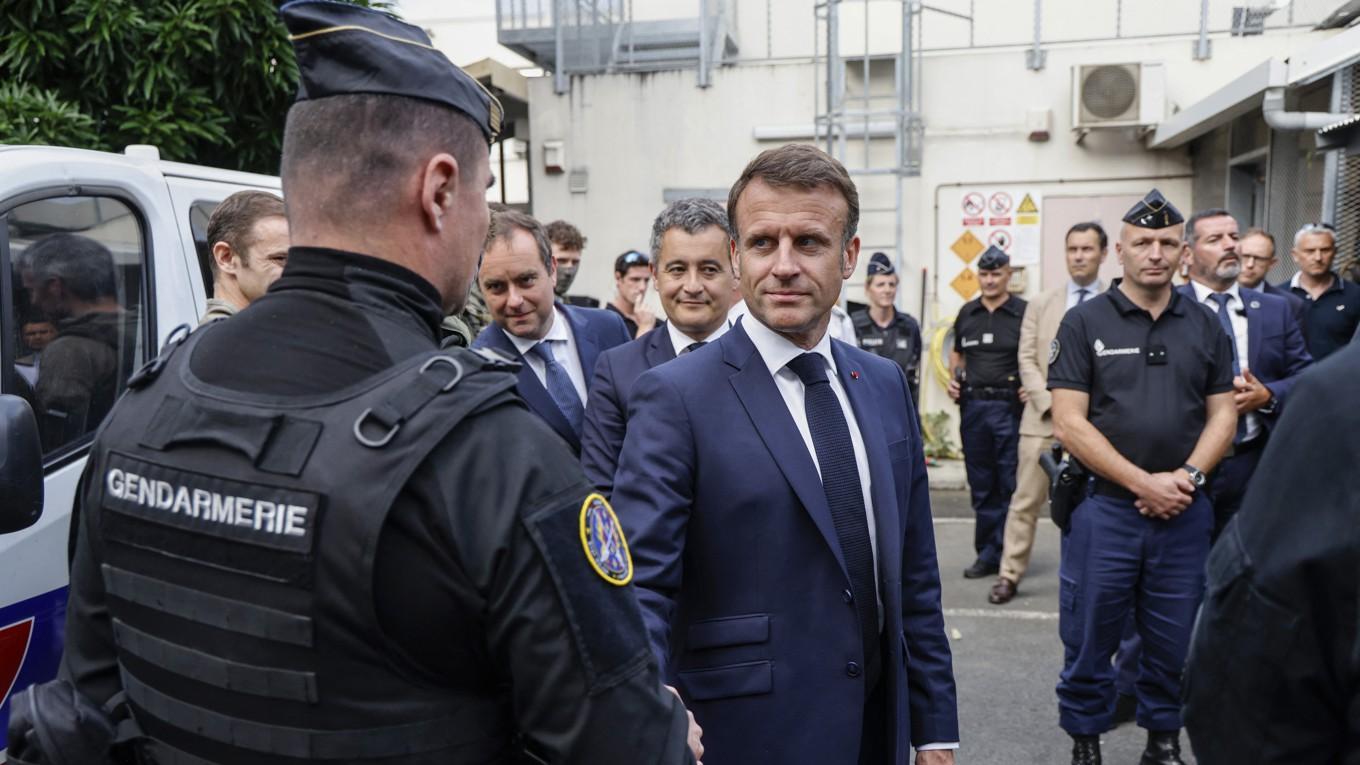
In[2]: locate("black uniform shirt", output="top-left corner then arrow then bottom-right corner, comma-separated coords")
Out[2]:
853,308 -> 923,390
605,302 -> 639,338
63,247 -> 691,763
1047,285 -> 1234,473
1284,275 -> 1360,361
952,294 -> 1026,387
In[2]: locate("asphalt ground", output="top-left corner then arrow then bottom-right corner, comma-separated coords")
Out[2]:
929,489 -> 1198,765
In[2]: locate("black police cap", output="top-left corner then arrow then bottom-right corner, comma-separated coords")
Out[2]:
867,252 -> 895,276
1122,189 -> 1184,229
976,246 -> 1010,270
280,0 -> 503,144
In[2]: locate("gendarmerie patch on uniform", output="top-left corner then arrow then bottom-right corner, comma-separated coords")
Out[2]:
579,493 -> 633,586
103,452 -> 320,554
1049,338 -> 1061,364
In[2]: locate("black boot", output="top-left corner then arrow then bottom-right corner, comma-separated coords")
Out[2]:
1070,734 -> 1101,765
1140,729 -> 1185,765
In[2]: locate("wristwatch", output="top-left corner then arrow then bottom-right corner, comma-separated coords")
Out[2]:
1182,464 -> 1206,489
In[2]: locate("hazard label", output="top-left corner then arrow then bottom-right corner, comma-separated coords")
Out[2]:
989,230 -> 1013,252
951,231 -> 985,263
951,268 -> 980,300
989,192 -> 1012,217
988,217 -> 1012,226
962,192 -> 986,217
1017,193 -> 1039,214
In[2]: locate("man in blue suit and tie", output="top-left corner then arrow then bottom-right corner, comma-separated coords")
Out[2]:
1236,227 -> 1307,330
581,197 -> 738,495
613,144 -> 959,764
474,210 -> 631,454
1181,209 -> 1312,535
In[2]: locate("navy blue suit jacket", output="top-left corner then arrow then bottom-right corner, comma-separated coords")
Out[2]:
580,323 -> 675,495
1178,285 -> 1312,428
472,304 -> 631,453
1261,280 -> 1308,333
612,321 -> 958,764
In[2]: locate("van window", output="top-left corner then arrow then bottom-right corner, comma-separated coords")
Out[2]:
188,199 -> 219,296
4,196 -> 148,458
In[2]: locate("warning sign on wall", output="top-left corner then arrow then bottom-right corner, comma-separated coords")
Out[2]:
944,187 -> 1042,267
951,231 -> 984,263
989,230 -> 1013,252
950,267 -> 980,300
1017,193 -> 1040,225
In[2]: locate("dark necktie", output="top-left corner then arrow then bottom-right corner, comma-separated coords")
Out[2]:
681,340 -> 707,355
1209,293 -> 1248,442
1077,288 -> 1089,304
1209,293 -> 1242,376
531,340 -> 584,435
786,352 -> 880,689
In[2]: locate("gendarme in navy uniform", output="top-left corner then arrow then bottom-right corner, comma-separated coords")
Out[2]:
949,246 -> 1026,580
852,252 -> 924,404
1047,190 -> 1237,765
53,4 -> 696,764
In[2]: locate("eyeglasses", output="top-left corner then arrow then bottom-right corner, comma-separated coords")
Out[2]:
618,250 -> 651,268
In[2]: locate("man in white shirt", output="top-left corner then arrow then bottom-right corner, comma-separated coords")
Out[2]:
1179,209 -> 1311,537
612,144 -> 958,765
473,210 -> 632,455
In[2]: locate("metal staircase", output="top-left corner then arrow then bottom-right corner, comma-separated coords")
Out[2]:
496,0 -> 738,92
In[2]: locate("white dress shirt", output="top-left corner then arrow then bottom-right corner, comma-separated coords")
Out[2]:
1191,281 -> 1259,442
504,306 -> 588,404
666,319 -> 731,357
1066,279 -> 1104,311
743,315 -> 958,753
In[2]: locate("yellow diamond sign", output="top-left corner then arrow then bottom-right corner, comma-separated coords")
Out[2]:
951,230 -> 984,263
951,267 -> 980,300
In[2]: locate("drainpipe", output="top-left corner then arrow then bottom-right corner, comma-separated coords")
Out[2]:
1262,87 -> 1351,131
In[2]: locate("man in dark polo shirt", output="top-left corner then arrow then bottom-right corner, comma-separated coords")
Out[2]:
1048,190 -> 1237,765
1281,222 -> 1360,360
948,246 -> 1026,580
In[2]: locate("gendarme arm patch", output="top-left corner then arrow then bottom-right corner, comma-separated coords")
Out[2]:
579,493 -> 633,586
1049,338 -> 1061,365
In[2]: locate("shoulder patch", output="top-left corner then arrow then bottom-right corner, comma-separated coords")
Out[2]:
579,493 -> 633,586
1049,338 -> 1061,365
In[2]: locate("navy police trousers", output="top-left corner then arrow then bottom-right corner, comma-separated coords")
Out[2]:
958,397 -> 1019,566
1057,491 -> 1212,735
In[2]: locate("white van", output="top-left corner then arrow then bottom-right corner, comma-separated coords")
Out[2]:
0,144 -> 279,751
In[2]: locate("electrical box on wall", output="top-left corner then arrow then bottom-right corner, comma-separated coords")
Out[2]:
543,140 -> 565,174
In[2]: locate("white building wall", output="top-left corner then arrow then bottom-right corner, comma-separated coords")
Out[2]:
400,0 -> 1338,420
525,26 -> 1327,418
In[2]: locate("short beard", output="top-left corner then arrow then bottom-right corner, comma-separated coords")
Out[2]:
1215,260 -> 1242,281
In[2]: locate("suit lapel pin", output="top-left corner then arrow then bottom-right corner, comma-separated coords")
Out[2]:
1249,300 -> 1260,309
850,370 -> 860,380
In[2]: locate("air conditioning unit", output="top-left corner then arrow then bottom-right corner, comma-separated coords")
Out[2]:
1071,62 -> 1166,130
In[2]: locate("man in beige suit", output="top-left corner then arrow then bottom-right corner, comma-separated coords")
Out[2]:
989,222 -> 1107,604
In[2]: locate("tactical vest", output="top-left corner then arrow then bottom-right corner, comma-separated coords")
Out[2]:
82,323 -> 521,764
852,311 -> 920,378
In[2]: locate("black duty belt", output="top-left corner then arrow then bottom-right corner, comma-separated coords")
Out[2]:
1091,478 -> 1137,502
963,385 -> 1018,401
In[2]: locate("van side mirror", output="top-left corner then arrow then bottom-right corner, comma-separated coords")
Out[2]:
0,394 -> 44,532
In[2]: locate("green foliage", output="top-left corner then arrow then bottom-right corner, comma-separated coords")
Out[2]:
0,0 -> 389,174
